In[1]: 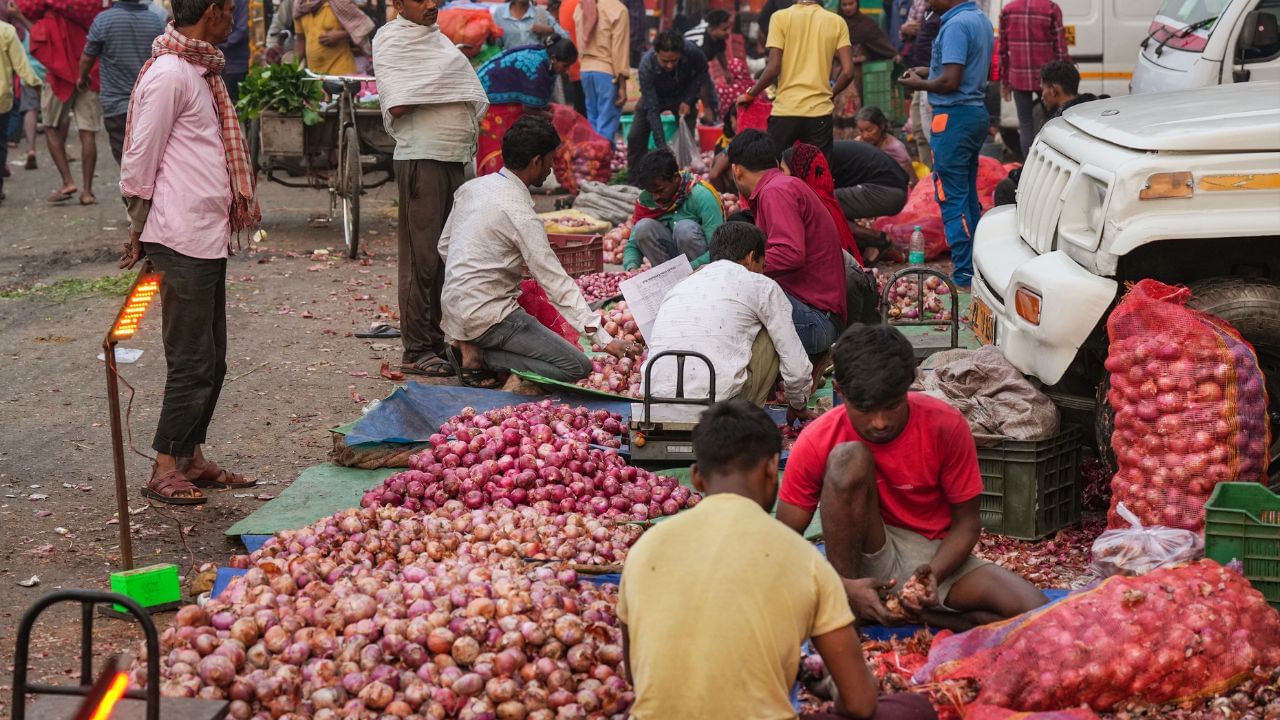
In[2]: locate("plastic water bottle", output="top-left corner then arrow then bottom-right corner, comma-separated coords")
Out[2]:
908,226 -> 926,265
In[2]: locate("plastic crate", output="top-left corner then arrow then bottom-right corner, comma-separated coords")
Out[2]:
620,113 -> 677,149
1205,482 -> 1280,610
523,233 -> 603,279
976,427 -> 1082,540
861,60 -> 908,127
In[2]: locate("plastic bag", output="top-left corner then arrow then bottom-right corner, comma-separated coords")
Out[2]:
517,280 -> 582,347
1090,502 -> 1204,578
872,156 -> 1010,260
738,97 -> 772,132
673,120 -> 701,172
917,560 -> 1280,713
1104,279 -> 1271,530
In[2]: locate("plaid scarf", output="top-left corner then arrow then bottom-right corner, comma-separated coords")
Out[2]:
124,25 -> 261,242
632,171 -> 722,223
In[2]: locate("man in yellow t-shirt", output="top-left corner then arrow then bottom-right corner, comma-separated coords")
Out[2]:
617,400 -> 938,720
737,0 -> 854,159
294,0 -> 374,75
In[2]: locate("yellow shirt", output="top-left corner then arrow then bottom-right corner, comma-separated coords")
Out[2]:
296,3 -> 357,76
766,3 -> 851,118
0,22 -> 41,115
618,493 -> 855,720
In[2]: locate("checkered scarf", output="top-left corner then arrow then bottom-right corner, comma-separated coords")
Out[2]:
124,25 -> 261,241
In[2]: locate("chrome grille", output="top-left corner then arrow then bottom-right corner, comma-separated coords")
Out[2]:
1015,144 -> 1079,254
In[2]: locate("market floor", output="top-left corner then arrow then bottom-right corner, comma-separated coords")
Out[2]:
0,134 -> 573,706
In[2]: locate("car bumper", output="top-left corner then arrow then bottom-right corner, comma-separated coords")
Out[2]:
971,207 -> 1118,385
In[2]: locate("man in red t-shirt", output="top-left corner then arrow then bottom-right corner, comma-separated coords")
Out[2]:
777,324 -> 1046,626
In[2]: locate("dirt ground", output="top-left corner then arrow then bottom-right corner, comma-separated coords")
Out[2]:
0,133 -> 556,714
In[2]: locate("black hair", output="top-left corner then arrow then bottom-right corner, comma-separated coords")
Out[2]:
855,105 -> 888,130
546,36 -> 579,64
710,222 -> 765,263
726,129 -> 779,172
633,149 -> 679,190
692,400 -> 782,476
173,0 -> 226,26
721,103 -> 737,138
1040,60 -> 1080,96
502,115 -> 562,171
654,29 -> 685,53
832,324 -> 916,410
706,9 -> 731,26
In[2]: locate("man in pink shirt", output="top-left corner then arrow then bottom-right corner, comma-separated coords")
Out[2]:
727,129 -> 846,359
119,0 -> 261,504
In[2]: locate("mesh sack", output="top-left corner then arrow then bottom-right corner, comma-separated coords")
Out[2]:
517,280 -> 582,347
738,97 -> 772,131
550,104 -> 614,194
1104,279 -> 1270,531
918,560 -> 1280,713
964,706 -> 1101,720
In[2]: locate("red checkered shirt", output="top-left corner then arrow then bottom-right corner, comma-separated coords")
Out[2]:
998,0 -> 1071,92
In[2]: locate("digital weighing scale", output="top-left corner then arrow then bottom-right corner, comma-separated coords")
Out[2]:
627,351 -> 717,463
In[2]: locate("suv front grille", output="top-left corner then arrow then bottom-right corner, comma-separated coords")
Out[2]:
1016,143 -> 1079,254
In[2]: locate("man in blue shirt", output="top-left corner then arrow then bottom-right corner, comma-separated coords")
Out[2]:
491,0 -> 567,49
219,0 -> 250,103
899,0 -> 992,289
79,0 -> 166,166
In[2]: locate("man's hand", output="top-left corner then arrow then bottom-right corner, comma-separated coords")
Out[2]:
531,22 -> 554,36
899,565 -> 940,617
119,231 -> 144,270
1001,84 -> 1012,102
786,405 -> 815,426
602,339 -> 642,358
319,29 -> 349,47
614,80 -> 627,108
899,69 -> 927,91
677,102 -> 691,117
843,577 -> 899,626
900,19 -> 920,39
735,92 -> 753,106
76,75 -> 91,92
265,45 -> 283,64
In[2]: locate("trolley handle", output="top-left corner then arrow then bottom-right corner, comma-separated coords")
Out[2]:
879,266 -> 961,350
640,350 -> 717,425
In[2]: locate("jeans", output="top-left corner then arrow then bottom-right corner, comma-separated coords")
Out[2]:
1013,89 -> 1037,159
631,218 -> 707,266
625,99 -> 696,172
582,71 -> 621,141
786,292 -> 840,357
475,308 -> 593,382
143,243 -> 228,458
396,158 -> 465,364
928,104 -> 988,286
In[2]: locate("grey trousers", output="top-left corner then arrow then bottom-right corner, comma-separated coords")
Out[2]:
834,183 -> 909,220
475,308 -> 593,382
632,218 -> 708,266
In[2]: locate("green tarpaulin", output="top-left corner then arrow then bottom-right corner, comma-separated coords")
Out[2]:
224,464 -> 395,536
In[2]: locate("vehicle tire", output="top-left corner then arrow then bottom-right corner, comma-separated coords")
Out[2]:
1092,278 -> 1280,487
341,126 -> 361,259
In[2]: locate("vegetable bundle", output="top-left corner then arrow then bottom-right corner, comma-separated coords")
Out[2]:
919,560 -> 1280,713
1104,279 -> 1270,530
236,64 -> 328,126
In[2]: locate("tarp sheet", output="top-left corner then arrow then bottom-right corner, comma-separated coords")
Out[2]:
224,464 -> 396,536
343,382 -> 630,445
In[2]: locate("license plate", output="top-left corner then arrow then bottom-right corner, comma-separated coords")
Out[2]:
971,296 -> 997,346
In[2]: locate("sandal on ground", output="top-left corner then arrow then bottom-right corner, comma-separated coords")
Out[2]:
47,188 -> 76,203
401,353 -> 454,377
191,461 -> 257,489
446,345 -> 502,389
354,323 -> 401,339
141,469 -> 208,505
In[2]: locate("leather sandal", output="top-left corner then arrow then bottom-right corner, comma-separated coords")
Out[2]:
141,469 -> 207,505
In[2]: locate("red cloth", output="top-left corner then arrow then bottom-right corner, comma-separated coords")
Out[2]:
747,169 -> 847,322
26,11 -> 97,100
780,394 -> 983,540
477,103 -> 526,176
998,0 -> 1071,93
786,142 -> 863,265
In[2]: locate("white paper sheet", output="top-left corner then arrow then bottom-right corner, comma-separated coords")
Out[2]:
619,255 -> 693,341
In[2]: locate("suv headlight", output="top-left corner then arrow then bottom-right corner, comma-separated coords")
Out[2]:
1058,175 -> 1109,251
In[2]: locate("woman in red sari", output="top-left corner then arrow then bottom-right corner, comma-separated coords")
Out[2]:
475,38 -> 578,175
782,142 -> 863,266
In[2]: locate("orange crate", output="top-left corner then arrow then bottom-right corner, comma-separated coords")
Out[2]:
525,233 -> 604,278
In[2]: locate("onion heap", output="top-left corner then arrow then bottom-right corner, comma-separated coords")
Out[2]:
141,504 -> 636,719
926,560 -> 1280,713
1104,281 -> 1269,531
575,271 -> 639,304
601,222 -> 632,266
719,192 -> 744,217
595,303 -> 642,344
881,275 -> 952,322
362,400 -> 698,520
579,353 -> 646,399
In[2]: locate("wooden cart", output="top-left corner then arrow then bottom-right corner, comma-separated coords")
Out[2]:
248,74 -> 395,258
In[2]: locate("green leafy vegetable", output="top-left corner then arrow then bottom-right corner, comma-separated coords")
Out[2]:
235,63 -> 327,125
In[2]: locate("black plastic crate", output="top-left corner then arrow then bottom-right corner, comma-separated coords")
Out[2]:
977,427 -> 1082,540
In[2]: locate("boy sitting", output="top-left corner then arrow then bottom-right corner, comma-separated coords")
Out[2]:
624,149 -> 725,271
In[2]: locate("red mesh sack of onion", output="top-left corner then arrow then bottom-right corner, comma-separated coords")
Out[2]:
916,559 -> 1280,713
1104,279 -> 1270,531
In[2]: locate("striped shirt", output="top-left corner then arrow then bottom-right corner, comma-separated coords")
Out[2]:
85,1 -> 166,117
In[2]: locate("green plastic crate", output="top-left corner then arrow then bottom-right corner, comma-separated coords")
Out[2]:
861,60 -> 908,127
1205,482 -> 1280,610
620,114 -> 677,149
977,427 -> 1082,540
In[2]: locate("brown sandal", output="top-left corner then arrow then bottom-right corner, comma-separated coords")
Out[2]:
141,469 -> 207,505
191,462 -> 257,490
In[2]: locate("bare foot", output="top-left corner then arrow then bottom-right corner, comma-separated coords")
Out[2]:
80,192 -> 97,206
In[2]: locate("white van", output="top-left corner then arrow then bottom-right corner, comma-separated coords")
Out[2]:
1131,0 -> 1280,93
986,0 -> 1165,149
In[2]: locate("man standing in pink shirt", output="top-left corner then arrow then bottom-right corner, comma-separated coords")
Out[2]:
118,0 -> 261,504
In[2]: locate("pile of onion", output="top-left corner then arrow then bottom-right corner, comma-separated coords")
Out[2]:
597,302 -> 642,345
927,560 -> 1280,712
140,504 -> 636,719
575,271 -> 640,304
881,275 -> 952,322
578,353 -> 645,399
363,400 -> 697,521
601,221 -> 632,266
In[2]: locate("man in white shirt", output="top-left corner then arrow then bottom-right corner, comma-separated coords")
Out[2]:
645,221 -> 814,421
441,115 -> 639,386
373,0 -> 489,379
